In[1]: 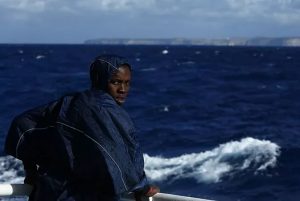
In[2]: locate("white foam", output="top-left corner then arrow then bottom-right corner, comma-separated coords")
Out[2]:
163,106 -> 169,112
0,138 -> 280,185
162,49 -> 169,54
35,55 -> 45,60
0,156 -> 24,184
140,67 -> 156,72
180,61 -> 195,65
144,137 -> 280,183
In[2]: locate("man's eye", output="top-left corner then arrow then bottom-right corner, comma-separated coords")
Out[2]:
110,80 -> 121,85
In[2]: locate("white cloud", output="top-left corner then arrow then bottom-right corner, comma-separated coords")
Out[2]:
0,0 -> 300,42
225,0 -> 300,20
1,0 -> 299,20
75,0 -> 156,11
0,0 -> 46,12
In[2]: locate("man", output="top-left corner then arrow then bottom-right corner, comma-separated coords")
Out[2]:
5,55 -> 159,201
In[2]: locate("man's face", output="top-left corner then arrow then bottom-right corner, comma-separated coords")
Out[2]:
107,66 -> 131,105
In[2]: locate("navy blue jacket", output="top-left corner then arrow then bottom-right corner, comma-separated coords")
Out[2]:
5,90 -> 147,201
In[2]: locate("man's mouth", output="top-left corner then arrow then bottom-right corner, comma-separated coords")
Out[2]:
116,96 -> 126,102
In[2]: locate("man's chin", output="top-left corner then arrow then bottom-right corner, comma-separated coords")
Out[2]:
116,98 -> 126,105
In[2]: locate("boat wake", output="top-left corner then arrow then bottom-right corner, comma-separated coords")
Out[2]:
0,137 -> 280,185
144,137 -> 280,183
0,156 -> 23,183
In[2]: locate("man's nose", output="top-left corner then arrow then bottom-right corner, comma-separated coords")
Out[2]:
119,83 -> 126,93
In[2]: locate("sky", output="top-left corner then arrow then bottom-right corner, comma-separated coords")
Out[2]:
0,0 -> 300,43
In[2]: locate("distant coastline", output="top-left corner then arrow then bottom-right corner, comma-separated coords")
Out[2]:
84,37 -> 300,47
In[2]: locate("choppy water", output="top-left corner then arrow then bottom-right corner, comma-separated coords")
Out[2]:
0,44 -> 300,201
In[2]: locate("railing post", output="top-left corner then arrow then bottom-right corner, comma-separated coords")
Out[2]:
0,184 -> 32,196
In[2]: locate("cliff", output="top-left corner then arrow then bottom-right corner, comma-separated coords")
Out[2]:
84,37 -> 300,46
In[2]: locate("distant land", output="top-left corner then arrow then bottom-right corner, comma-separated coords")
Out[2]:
84,37 -> 300,46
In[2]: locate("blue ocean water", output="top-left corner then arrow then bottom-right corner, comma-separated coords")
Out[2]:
0,44 -> 299,201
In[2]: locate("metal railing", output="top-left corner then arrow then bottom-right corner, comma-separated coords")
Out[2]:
0,184 -> 215,201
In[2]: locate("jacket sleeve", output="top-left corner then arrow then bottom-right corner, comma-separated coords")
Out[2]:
4,100 -> 63,185
4,100 -> 62,159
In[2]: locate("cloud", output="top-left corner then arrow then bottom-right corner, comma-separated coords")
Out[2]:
1,0 -> 299,21
0,0 -> 46,12
72,0 -> 300,25
0,0 -> 299,42
75,0 -> 155,11
224,0 -> 300,23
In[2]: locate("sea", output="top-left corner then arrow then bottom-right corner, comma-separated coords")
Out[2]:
0,44 -> 299,201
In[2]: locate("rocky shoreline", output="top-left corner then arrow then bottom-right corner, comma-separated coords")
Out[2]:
84,37 -> 300,47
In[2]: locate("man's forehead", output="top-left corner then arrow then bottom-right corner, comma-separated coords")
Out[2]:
111,67 -> 131,78
118,67 -> 130,73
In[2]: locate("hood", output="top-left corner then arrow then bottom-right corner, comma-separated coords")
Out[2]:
89,54 -> 131,91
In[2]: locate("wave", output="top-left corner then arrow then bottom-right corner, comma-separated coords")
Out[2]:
0,156 -> 24,183
35,55 -> 45,60
0,137 -> 280,185
144,137 -> 280,183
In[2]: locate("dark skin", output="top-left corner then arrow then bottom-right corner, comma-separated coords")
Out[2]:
107,65 -> 131,105
107,65 -> 160,199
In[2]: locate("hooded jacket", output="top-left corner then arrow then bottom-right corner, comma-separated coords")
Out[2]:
5,90 -> 147,200
5,55 -> 148,201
